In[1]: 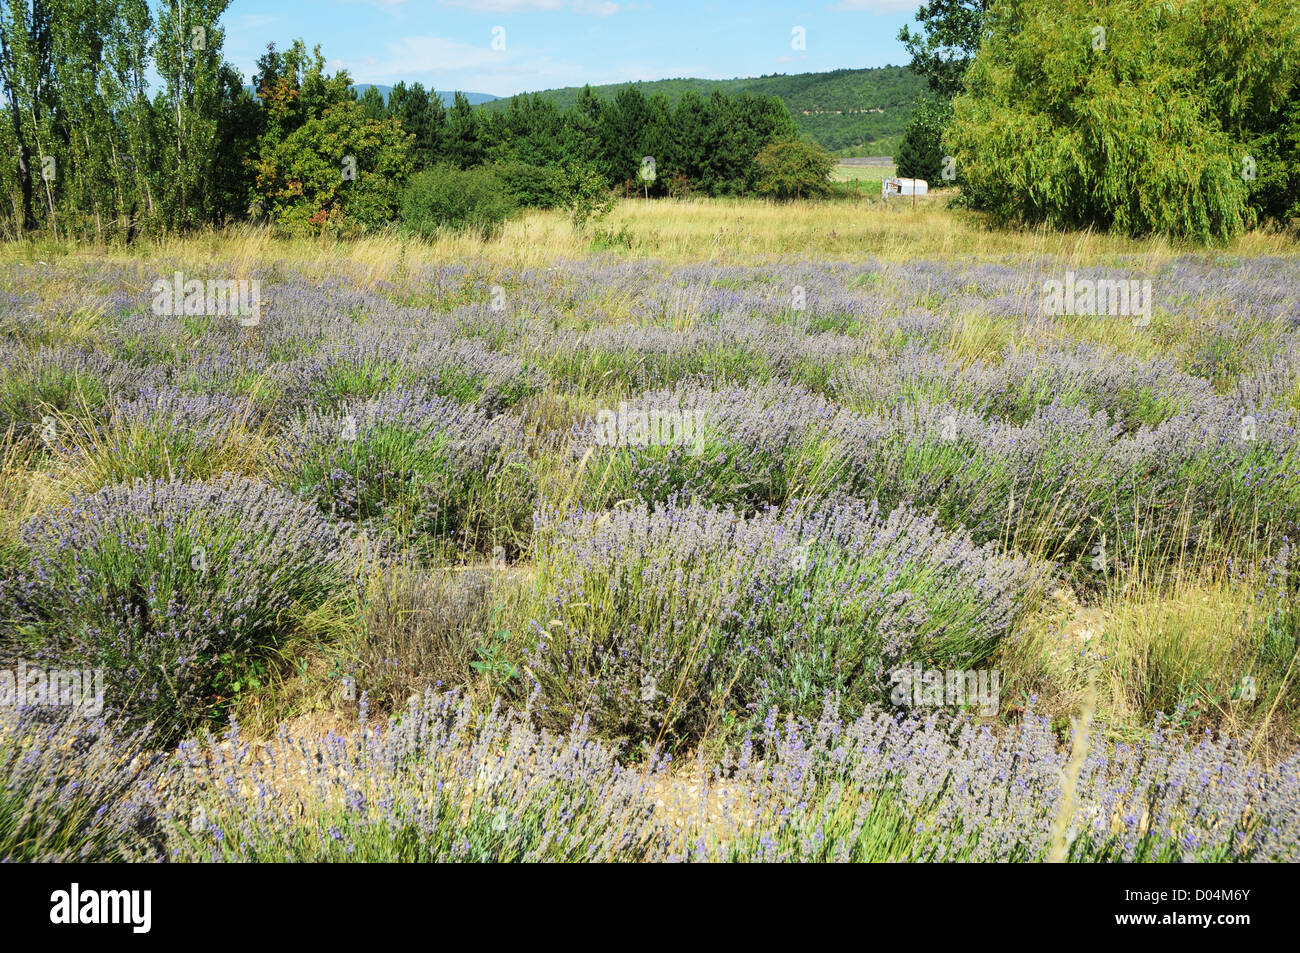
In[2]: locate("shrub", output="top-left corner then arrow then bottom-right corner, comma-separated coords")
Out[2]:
0,710 -> 165,861
7,474 -> 351,740
753,139 -> 834,200
162,694 -> 663,862
571,381 -> 884,512
58,386 -> 268,491
490,160 -> 567,209
354,567 -> 494,713
558,160 -> 615,232
158,694 -> 1300,862
524,498 -> 1049,746
253,100 -> 416,237
400,164 -> 517,240
0,346 -> 119,438
277,386 -> 534,556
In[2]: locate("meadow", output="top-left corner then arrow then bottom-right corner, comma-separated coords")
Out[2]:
1,197 -> 1299,862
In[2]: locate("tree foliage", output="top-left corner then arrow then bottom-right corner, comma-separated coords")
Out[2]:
898,1 -> 988,100
478,67 -> 926,155
558,160 -> 614,232
949,0 -> 1300,243
0,13 -> 872,241
754,139 -> 833,200
400,163 -> 515,239
253,100 -> 413,237
894,97 -> 954,185
0,0 -> 254,240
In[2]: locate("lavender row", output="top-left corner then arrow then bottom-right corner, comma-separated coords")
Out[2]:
4,695 -> 1296,862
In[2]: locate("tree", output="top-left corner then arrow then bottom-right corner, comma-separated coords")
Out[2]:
0,0 -> 250,239
898,0 -> 988,100
894,97 -> 953,185
0,0 -> 57,233
387,81 -> 444,168
600,85 -> 648,186
638,92 -> 674,196
753,139 -> 833,200
252,99 -> 413,236
558,159 -> 614,231
948,0 -> 1300,242
209,63 -> 260,225
444,91 -> 482,169
251,40 -> 351,144
357,84 -> 385,121
672,90 -> 710,192
153,0 -> 240,231
487,92 -> 562,167
561,85 -> 604,172
705,91 -> 797,196
1248,99 -> 1300,223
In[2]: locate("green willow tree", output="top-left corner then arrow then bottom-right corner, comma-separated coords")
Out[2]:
949,0 -> 1300,243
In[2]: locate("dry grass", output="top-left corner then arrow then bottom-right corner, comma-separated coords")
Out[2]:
352,564 -> 497,714
1047,680 -> 1096,862
0,429 -> 57,549
3,196 -> 1296,275
1004,560 -> 1299,759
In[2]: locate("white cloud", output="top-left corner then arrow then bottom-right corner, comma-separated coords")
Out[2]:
344,34 -> 509,81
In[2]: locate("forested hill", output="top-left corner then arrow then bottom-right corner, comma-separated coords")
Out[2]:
242,84 -> 499,107
476,66 -> 925,156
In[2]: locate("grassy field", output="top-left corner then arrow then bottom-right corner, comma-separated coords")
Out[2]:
8,195 -> 1295,269
2,195 -> 1299,861
831,160 -> 895,189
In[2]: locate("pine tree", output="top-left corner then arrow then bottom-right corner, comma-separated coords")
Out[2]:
894,98 -> 951,185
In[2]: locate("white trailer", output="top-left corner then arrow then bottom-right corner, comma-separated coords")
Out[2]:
881,177 -> 928,199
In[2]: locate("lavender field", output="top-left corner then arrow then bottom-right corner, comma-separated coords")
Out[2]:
2,247 -> 1299,861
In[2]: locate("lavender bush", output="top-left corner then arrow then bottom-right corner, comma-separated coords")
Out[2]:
0,708 -> 165,861
0,345 -> 121,439
276,385 -> 534,556
285,329 -> 537,414
524,498 -> 1050,745
65,385 -> 266,486
5,474 -> 351,739
5,254 -> 1300,863
571,380 -> 886,511
152,694 -> 1300,862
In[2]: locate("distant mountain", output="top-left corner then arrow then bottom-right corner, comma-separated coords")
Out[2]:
474,67 -> 925,156
244,83 -> 498,107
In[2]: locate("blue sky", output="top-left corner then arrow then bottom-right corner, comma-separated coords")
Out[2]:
222,1 -> 922,97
